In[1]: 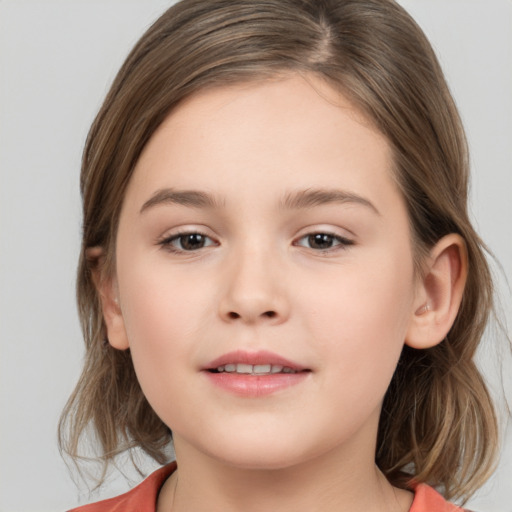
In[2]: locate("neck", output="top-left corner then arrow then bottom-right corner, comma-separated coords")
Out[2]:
158,432 -> 413,512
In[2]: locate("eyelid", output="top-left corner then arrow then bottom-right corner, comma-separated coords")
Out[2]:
293,224 -> 355,240
155,225 -> 354,254
292,228 -> 355,252
157,227 -> 219,253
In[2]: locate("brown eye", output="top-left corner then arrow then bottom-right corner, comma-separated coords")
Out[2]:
308,233 -> 336,249
295,232 -> 353,251
179,233 -> 207,250
160,232 -> 216,252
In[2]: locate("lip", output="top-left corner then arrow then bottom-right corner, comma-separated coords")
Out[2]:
202,350 -> 310,397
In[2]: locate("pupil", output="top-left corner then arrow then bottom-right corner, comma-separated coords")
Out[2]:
182,234 -> 204,250
309,233 -> 333,249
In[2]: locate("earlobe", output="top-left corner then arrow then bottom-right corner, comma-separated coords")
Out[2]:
405,234 -> 468,350
86,246 -> 130,350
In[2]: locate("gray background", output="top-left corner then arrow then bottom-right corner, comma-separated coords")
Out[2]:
0,1 -> 510,511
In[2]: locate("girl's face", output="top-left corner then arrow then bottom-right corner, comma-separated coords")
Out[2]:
110,74 -> 421,471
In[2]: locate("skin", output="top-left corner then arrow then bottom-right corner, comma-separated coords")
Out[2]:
97,74 -> 467,512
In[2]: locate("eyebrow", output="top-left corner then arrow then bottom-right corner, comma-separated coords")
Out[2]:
280,188 -> 380,215
140,188 -> 223,213
139,187 -> 380,215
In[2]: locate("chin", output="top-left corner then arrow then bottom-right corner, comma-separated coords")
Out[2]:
217,451 -> 306,472
200,433 -> 323,472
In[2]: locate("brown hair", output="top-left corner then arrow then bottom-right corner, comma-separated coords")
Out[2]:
59,0 -> 498,501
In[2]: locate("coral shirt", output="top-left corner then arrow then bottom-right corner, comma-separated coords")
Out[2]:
68,463 -> 464,512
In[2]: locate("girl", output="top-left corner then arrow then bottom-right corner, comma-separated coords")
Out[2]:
60,0 -> 501,510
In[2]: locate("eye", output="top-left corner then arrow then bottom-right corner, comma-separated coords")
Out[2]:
160,232 -> 217,252
295,232 -> 353,251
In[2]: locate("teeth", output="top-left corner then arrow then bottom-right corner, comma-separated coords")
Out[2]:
237,363 -> 252,374
216,363 -> 297,375
253,364 -> 271,374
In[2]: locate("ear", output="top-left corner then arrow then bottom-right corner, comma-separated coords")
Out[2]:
405,234 -> 468,349
86,246 -> 130,350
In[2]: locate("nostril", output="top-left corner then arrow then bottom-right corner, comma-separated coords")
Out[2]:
226,310 -> 277,320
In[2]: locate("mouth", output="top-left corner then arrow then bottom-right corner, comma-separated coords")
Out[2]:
202,350 -> 311,396
209,363 -> 303,375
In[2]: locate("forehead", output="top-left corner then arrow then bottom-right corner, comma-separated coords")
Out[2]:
122,74 -> 398,218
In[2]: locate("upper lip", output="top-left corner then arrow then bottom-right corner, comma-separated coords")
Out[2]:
204,350 -> 308,371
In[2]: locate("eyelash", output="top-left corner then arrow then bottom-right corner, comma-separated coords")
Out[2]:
294,232 -> 354,252
158,230 -> 354,254
158,231 -> 217,253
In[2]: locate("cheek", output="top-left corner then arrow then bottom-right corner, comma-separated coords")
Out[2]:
116,263 -> 213,395
119,253 -> 212,337
302,253 -> 415,400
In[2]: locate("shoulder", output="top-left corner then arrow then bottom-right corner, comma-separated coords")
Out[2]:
410,483 -> 468,512
67,463 -> 176,512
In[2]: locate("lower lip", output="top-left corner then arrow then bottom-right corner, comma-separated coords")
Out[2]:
204,371 -> 309,397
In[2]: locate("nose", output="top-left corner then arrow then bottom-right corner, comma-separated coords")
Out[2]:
218,245 -> 290,325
